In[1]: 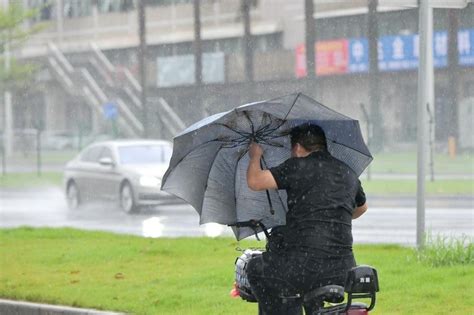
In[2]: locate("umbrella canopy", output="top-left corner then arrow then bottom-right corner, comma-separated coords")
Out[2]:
162,93 -> 372,240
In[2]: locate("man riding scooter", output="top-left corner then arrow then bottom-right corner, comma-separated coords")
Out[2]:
245,124 -> 368,315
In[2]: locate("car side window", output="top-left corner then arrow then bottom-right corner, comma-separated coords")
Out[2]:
80,146 -> 104,163
100,147 -> 114,161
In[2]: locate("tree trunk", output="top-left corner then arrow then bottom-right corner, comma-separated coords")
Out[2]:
242,0 -> 253,82
305,0 -> 316,78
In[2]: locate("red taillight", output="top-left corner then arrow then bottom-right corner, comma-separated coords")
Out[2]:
230,282 -> 240,298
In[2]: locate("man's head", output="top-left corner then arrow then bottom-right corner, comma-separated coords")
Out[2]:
290,124 -> 327,157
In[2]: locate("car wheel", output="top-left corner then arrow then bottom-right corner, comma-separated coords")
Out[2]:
67,182 -> 81,210
120,182 -> 138,214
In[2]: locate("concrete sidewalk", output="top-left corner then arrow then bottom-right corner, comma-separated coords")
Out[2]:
0,299 -> 125,315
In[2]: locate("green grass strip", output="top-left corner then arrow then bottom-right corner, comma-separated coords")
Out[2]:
0,172 -> 63,188
0,228 -> 473,314
369,152 -> 474,174
361,179 -> 474,195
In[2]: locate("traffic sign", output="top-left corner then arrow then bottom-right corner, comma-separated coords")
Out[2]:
103,102 -> 118,120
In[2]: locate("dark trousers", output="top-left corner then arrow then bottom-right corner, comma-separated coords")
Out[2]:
246,251 -> 354,315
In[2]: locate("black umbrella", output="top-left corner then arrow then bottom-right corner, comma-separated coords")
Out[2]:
162,93 -> 372,240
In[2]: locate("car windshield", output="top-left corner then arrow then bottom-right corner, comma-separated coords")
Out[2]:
118,144 -> 172,165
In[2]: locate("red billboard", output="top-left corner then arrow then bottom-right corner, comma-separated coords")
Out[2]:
316,39 -> 349,75
295,39 -> 350,77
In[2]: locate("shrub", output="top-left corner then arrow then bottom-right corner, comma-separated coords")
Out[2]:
416,234 -> 474,267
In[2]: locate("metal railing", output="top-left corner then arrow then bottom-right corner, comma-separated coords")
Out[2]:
46,42 -> 144,137
88,42 -> 186,137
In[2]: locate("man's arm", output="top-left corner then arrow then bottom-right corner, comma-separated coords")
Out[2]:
352,203 -> 368,219
247,142 -> 278,191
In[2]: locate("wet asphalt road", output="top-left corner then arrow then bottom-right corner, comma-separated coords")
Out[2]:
1,187 -> 472,246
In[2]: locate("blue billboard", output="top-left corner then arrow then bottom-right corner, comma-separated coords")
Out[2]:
377,34 -> 418,71
459,29 -> 474,66
348,38 -> 369,73
347,28 -> 473,73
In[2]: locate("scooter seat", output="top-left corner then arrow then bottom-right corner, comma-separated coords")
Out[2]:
303,284 -> 345,304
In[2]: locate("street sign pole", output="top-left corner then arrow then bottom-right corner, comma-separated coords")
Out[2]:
377,0 -> 469,250
417,0 -> 434,249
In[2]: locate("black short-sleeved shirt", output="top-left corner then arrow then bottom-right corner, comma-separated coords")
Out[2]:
269,150 -> 366,258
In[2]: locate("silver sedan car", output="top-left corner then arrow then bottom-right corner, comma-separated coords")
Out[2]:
64,139 -> 175,213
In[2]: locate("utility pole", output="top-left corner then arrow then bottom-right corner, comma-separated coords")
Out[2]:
368,0 -> 383,151
304,0 -> 316,78
194,0 -> 202,85
137,0 -> 148,138
417,0 -> 434,249
2,0 -> 13,158
242,0 -> 253,82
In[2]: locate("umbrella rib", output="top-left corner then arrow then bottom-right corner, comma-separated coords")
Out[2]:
275,92 -> 300,130
260,155 -> 287,216
243,110 -> 256,137
264,93 -> 300,135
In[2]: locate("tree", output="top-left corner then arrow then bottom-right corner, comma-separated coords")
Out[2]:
0,2 -> 45,91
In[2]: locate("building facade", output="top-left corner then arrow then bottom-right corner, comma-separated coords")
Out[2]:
2,0 -> 474,151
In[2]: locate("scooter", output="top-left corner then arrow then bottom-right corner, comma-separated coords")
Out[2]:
230,222 -> 379,315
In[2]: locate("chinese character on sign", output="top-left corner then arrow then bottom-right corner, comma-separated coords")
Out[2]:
352,40 -> 364,62
334,50 -> 344,66
434,32 -> 447,57
378,41 -> 384,61
458,30 -> 471,55
392,37 -> 405,60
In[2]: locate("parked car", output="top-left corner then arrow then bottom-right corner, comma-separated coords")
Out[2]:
64,139 -> 175,213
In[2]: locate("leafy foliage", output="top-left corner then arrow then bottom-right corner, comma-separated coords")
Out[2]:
0,3 -> 47,90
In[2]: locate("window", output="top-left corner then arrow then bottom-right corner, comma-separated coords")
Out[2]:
378,9 -> 418,36
146,0 -> 192,7
81,146 -> 104,162
98,0 -> 135,13
316,15 -> 367,41
118,144 -> 172,164
99,147 -> 115,161
459,3 -> 474,28
63,0 -> 92,18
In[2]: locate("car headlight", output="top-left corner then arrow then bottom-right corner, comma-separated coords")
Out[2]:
139,175 -> 161,187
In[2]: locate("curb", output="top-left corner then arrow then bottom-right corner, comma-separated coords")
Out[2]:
0,299 -> 125,315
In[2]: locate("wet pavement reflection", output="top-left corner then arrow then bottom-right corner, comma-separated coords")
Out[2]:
1,187 -> 472,245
